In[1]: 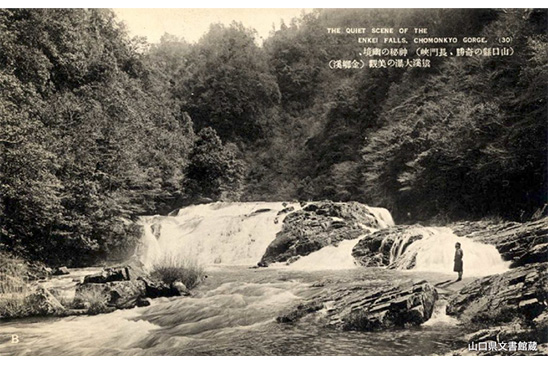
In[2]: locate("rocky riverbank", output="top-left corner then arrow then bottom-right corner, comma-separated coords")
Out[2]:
443,217 -> 548,355
282,214 -> 547,354
2,200 -> 546,355
445,262 -> 548,355
0,261 -> 196,320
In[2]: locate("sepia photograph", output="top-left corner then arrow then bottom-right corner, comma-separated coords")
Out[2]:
0,5 -> 547,357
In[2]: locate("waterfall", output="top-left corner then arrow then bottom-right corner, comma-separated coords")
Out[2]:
136,201 -> 506,277
287,236 -> 366,271
138,202 -> 297,268
382,227 -> 439,265
367,207 -> 395,228
139,224 -> 163,270
390,227 -> 508,276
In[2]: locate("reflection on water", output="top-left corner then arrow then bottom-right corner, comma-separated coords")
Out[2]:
0,266 -> 467,355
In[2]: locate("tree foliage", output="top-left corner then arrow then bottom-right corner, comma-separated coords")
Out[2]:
0,9 -> 194,264
1,9 -> 546,266
177,23 -> 280,142
184,127 -> 245,201
360,9 -> 547,221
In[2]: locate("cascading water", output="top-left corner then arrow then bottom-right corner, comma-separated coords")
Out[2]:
286,207 -> 395,271
366,207 -> 395,229
2,201 -> 502,355
137,201 -> 506,276
138,202 -> 397,271
138,202 -> 298,268
287,236 -> 368,271
382,227 -> 440,265
388,227 -> 509,276
139,224 -> 163,269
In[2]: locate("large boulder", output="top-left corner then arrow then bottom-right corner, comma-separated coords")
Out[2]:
447,262 -> 548,324
83,267 -> 130,284
24,286 -> 66,316
277,280 -> 438,331
352,225 -> 431,268
139,277 -> 190,298
259,201 -> 389,266
451,217 -> 548,267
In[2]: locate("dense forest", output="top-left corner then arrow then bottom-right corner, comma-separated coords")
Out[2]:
1,9 -> 546,266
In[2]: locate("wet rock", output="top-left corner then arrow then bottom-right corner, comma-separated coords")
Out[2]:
277,301 -> 323,323
24,286 -> 66,316
451,217 -> 548,267
83,267 -> 130,284
277,206 -> 295,215
447,262 -> 548,324
171,281 -> 190,296
52,266 -> 70,276
286,256 -> 301,265
278,280 -> 438,331
352,225 -> 428,268
136,297 -> 151,307
337,280 -> 438,331
259,201 -> 384,266
140,277 -> 177,298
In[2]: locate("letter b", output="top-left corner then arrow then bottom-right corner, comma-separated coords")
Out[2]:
11,334 -> 19,344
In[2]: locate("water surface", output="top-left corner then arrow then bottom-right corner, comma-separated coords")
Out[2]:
0,266 -> 468,355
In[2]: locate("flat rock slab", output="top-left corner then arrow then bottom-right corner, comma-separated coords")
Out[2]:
447,262 -> 548,323
277,279 -> 438,331
83,267 -> 131,284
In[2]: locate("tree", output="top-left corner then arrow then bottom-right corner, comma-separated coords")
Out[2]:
178,22 -> 280,142
184,128 -> 245,201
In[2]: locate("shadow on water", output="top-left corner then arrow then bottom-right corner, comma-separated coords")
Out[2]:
435,279 -> 457,288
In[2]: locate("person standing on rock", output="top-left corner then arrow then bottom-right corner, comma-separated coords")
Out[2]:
454,242 -> 463,281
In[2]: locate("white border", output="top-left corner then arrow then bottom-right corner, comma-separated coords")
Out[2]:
1,3 -> 547,363
2,1 -> 548,9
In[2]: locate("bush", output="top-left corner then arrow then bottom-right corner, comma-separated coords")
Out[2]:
151,254 -> 205,289
0,253 -> 30,318
73,286 -> 108,315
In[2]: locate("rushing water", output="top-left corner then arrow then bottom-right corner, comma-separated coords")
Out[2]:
138,202 -> 300,269
286,236 -> 366,270
385,227 -> 509,276
0,266 -> 468,356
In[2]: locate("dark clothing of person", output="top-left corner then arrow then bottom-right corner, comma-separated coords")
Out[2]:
454,248 -> 463,272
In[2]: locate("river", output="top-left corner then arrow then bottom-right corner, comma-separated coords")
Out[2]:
0,265 -> 469,355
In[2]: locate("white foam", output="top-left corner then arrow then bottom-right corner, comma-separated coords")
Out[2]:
287,236 -> 365,270
139,202 -> 297,268
391,227 -> 509,276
